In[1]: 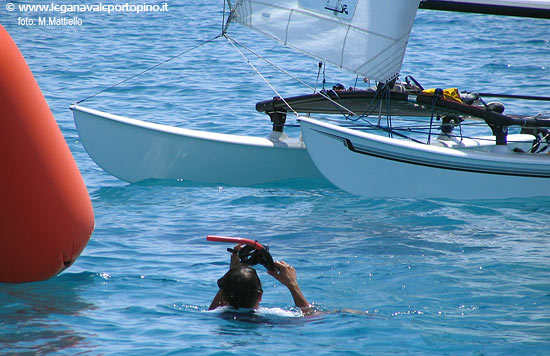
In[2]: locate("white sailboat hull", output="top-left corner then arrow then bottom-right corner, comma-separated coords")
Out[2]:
71,105 -> 325,185
299,117 -> 550,199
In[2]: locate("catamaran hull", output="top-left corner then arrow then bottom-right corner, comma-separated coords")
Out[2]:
71,105 -> 325,185
299,117 -> 550,199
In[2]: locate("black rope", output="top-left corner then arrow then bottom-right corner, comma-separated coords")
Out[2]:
314,61 -> 323,93
76,34 -> 223,104
341,83 -> 385,123
335,83 -> 426,144
458,117 -> 464,142
322,63 -> 326,90
427,89 -> 442,144
385,85 -> 393,138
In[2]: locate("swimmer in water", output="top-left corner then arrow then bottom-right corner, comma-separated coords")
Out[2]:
209,244 -> 312,315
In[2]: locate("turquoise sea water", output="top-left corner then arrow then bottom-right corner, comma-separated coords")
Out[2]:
2,1 -> 550,355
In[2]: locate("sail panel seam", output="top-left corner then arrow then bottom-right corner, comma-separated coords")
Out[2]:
340,25 -> 351,68
285,9 -> 293,45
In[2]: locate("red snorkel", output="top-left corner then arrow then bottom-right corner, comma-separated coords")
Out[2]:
206,235 -> 276,271
206,235 -> 266,250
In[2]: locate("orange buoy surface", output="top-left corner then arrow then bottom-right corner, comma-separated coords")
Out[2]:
0,25 -> 94,283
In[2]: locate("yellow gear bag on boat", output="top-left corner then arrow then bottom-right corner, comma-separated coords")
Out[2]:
422,88 -> 462,102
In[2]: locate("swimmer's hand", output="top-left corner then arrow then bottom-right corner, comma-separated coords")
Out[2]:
268,261 -> 298,288
268,261 -> 311,313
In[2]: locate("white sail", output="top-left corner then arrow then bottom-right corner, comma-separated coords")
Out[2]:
228,0 -> 421,83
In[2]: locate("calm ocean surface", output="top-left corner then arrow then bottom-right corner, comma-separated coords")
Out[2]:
2,1 -> 550,355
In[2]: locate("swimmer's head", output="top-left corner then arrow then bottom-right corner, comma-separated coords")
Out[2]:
217,266 -> 263,309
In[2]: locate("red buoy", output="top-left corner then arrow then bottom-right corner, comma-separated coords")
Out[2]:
0,25 -> 94,283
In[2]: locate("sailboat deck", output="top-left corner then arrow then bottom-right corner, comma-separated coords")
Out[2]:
257,90 -> 550,128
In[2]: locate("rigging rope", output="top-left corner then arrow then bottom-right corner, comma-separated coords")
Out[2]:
224,35 -> 299,117
225,35 -> 317,94
223,34 -> 360,117
76,34 -> 223,104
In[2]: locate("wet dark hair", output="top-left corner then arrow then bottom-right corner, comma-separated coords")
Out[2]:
217,266 -> 263,309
